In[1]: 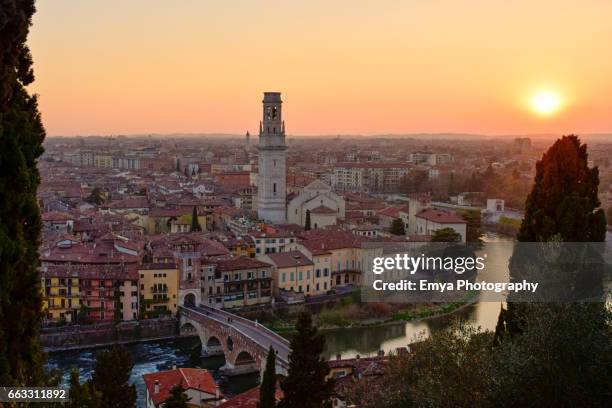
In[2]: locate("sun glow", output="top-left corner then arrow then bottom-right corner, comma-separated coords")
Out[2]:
531,91 -> 562,116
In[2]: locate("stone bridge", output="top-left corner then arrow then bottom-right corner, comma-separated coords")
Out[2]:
179,305 -> 290,376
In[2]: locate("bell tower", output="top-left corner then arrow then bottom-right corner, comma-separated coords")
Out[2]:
257,92 -> 287,223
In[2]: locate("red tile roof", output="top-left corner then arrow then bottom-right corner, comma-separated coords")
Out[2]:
415,209 -> 466,224
143,368 -> 220,407
217,386 -> 283,408
265,250 -> 313,268
215,256 -> 272,272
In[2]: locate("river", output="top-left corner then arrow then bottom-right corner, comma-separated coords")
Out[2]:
47,233 -> 512,406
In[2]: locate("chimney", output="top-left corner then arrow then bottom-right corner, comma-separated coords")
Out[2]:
172,362 -> 177,370
215,385 -> 220,400
336,354 -> 341,361
154,380 -> 160,394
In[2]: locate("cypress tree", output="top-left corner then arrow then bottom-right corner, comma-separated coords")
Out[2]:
190,206 -> 202,232
496,135 -> 607,339
69,368 -> 102,408
91,346 -> 137,408
461,209 -> 483,248
517,135 -> 605,242
390,218 -> 405,235
304,209 -> 311,231
163,381 -> 191,408
278,311 -> 334,408
0,0 -> 47,386
259,346 -> 277,408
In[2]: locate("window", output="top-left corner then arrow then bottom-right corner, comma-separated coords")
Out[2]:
298,271 -> 302,281
273,183 -> 277,195
290,272 -> 294,281
282,273 -> 286,283
316,269 -> 321,278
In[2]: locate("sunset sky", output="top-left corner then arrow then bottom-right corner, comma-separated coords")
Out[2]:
29,0 -> 612,136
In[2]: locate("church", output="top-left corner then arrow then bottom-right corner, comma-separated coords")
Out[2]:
287,179 -> 345,229
256,92 -> 345,228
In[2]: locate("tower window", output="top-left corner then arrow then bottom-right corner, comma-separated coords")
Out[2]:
273,183 -> 277,195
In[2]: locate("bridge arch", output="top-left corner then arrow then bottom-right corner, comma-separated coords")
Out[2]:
206,336 -> 221,348
235,350 -> 256,366
179,305 -> 289,376
180,322 -> 197,336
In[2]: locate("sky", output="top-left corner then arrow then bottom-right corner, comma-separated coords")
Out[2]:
28,0 -> 612,137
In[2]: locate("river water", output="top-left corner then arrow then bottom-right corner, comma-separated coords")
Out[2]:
47,233 -> 512,406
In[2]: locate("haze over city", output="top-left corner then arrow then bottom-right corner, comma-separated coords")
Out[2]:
29,0 -> 612,137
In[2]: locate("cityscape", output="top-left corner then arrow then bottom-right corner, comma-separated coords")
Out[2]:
1,1 -> 612,407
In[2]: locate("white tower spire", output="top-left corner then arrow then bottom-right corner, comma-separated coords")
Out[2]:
257,92 -> 287,223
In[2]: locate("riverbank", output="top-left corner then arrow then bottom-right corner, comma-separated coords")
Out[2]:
261,294 -> 479,334
41,317 -> 178,352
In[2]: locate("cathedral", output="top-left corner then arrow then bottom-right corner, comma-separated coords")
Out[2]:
256,92 -> 345,227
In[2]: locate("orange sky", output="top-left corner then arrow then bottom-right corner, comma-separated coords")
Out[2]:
28,0 -> 612,136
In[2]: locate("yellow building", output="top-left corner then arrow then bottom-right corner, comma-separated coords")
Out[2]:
226,236 -> 256,258
41,272 -> 80,323
138,263 -> 179,318
262,250 -> 330,296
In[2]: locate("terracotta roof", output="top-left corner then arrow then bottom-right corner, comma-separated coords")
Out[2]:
415,209 -> 466,224
217,386 -> 283,408
379,204 -> 409,218
215,256 -> 272,272
298,228 -> 364,253
42,211 -> 73,222
266,250 -> 313,268
143,368 -> 220,407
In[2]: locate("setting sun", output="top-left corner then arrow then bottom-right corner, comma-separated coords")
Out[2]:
531,91 -> 562,116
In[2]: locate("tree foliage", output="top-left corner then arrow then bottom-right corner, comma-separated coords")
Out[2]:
190,206 -> 202,232
86,187 -> 105,205
91,346 -> 137,408
517,135 -> 605,242
381,321 -> 497,407
0,0 -> 46,386
69,368 -> 102,408
430,227 -> 461,243
163,381 -> 191,408
259,346 -> 277,408
304,209 -> 311,231
279,312 -> 334,408
390,218 -> 405,236
460,209 -> 483,247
